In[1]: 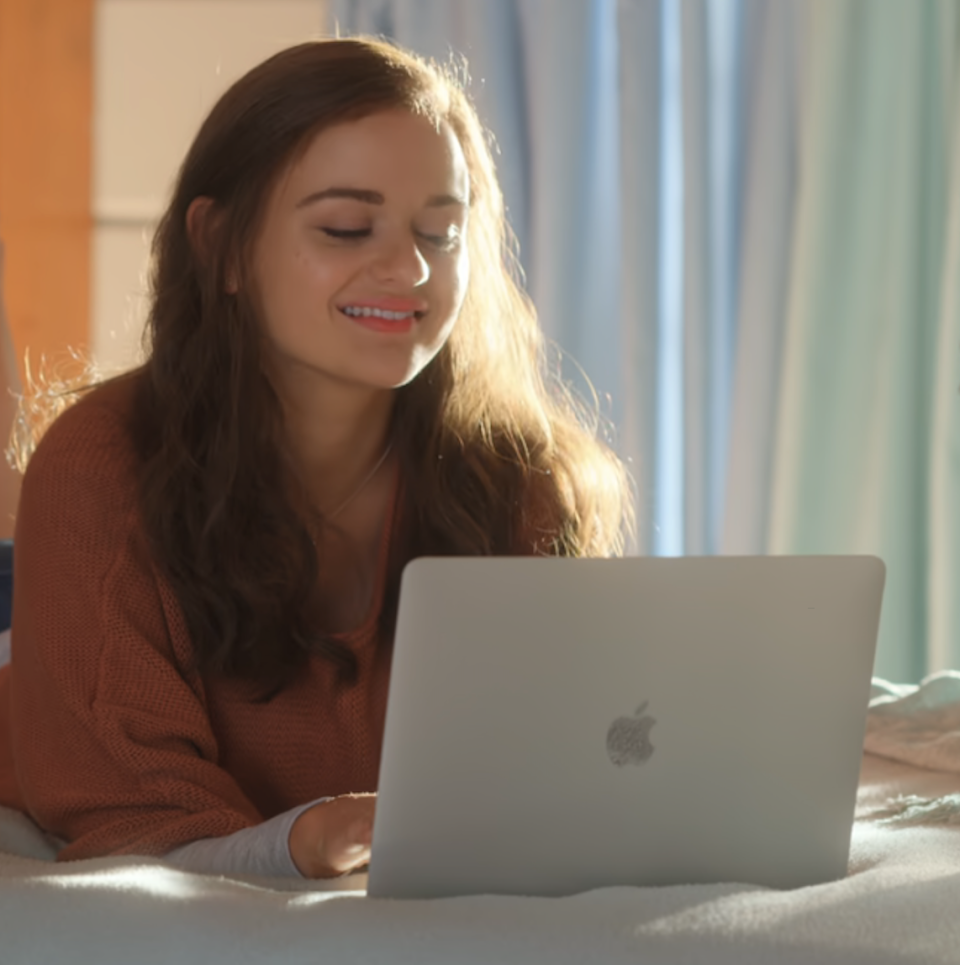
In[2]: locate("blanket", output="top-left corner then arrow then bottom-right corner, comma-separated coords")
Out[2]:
0,681 -> 958,964
867,670 -> 960,775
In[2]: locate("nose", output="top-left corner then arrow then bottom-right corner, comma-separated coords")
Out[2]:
371,232 -> 430,288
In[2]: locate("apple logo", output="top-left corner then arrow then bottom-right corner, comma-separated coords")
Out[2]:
606,701 -> 656,767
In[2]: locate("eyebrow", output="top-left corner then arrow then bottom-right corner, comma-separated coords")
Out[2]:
295,187 -> 467,209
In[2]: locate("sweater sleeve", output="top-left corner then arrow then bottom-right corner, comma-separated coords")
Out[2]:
164,799 -> 327,878
9,389 -> 263,861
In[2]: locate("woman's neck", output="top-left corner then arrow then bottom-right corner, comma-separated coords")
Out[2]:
274,366 -> 396,515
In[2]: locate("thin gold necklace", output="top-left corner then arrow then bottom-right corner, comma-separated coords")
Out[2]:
326,441 -> 394,520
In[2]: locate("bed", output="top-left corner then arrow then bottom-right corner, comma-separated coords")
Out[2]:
0,672 -> 958,964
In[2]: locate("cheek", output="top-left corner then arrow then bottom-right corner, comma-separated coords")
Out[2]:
291,243 -> 334,292
271,245 -> 343,318
255,249 -> 320,346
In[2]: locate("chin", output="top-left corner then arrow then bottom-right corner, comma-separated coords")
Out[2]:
362,347 -> 444,390
352,361 -> 427,392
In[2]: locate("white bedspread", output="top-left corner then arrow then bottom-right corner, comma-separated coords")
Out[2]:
1,678 -> 959,965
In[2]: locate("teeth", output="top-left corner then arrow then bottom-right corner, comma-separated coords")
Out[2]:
342,306 -> 416,320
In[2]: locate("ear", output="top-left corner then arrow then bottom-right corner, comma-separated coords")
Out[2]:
185,196 -> 215,256
186,196 -> 239,293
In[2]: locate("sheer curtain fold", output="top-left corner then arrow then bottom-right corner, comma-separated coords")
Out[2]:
721,0 -> 803,556
513,0 -> 622,421
616,0 -> 662,550
679,0 -> 749,555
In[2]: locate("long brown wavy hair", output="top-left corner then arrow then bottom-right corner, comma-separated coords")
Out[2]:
15,38 -> 634,694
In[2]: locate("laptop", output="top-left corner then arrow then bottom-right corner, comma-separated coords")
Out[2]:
366,555 -> 885,899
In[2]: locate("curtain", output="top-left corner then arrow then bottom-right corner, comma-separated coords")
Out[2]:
766,0 -> 960,681
326,0 -> 960,681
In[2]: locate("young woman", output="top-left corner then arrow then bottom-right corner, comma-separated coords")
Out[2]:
0,38 -> 633,879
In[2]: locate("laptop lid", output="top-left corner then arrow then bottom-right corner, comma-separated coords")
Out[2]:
367,555 -> 884,898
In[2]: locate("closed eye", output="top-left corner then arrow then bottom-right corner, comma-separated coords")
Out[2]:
321,226 -> 461,250
419,231 -> 460,252
321,228 -> 370,240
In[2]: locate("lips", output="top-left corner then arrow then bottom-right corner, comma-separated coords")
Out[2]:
338,299 -> 426,334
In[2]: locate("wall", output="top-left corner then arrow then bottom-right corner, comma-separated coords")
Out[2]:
92,0 -> 326,373
0,0 -> 93,377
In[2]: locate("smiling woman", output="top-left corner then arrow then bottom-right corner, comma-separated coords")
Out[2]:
0,37 -> 633,881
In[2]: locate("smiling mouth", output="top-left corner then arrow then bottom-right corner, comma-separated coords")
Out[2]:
339,306 -> 425,321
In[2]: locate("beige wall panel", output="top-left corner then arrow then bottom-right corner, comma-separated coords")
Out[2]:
91,224 -> 152,373
92,0 -> 325,371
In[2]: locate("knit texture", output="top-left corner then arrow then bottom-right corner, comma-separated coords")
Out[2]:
0,378 -> 394,861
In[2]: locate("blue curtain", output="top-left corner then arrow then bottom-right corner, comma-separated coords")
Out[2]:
765,0 -> 960,681
721,0 -> 802,556
326,0 -> 960,681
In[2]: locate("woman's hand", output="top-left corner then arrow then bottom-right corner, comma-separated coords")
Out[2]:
288,793 -> 376,878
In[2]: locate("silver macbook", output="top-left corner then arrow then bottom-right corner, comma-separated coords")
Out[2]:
367,555 -> 885,898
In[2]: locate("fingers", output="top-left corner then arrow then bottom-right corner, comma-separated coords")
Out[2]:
324,802 -> 375,875
289,793 -> 377,878
326,829 -> 371,874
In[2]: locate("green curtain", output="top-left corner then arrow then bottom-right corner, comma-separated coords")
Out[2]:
769,0 -> 960,681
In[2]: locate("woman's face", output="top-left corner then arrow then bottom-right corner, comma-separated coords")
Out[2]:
249,108 -> 470,395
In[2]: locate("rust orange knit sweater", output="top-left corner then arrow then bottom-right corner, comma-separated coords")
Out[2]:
0,379 -> 394,861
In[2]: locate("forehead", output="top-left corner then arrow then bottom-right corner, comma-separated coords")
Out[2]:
277,109 -> 469,206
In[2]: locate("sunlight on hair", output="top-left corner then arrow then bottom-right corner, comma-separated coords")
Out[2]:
5,348 -> 104,474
